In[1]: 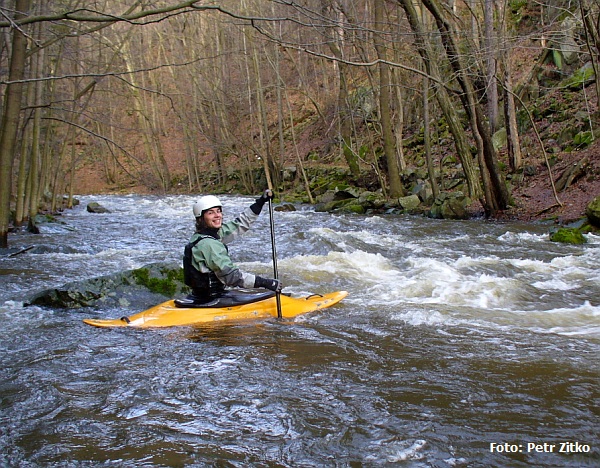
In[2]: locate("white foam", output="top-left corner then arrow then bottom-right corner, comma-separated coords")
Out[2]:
308,227 -> 423,254
276,247 -> 600,337
498,230 -> 547,243
386,439 -> 427,462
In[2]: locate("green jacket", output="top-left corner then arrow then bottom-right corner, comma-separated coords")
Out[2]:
190,206 -> 259,289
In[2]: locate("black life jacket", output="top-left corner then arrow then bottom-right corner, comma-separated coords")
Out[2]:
183,235 -> 225,299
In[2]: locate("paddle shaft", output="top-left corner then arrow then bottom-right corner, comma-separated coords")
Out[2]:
268,197 -> 282,319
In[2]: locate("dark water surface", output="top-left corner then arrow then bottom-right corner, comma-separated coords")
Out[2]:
1,195 -> 598,467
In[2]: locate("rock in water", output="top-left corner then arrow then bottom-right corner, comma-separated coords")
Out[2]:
86,202 -> 111,213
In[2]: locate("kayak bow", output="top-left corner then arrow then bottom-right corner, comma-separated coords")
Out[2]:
83,290 -> 348,328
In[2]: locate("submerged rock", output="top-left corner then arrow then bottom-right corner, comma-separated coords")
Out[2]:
26,262 -> 187,308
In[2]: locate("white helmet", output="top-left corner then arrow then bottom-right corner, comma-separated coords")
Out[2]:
193,195 -> 222,217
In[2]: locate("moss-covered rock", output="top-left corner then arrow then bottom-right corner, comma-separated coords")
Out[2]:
561,62 -> 595,91
26,262 -> 187,308
429,192 -> 470,220
397,194 -> 421,211
549,227 -> 587,244
339,202 -> 366,214
358,191 -> 386,209
132,266 -> 185,297
585,195 -> 600,227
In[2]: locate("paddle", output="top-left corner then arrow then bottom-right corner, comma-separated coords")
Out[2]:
267,194 -> 283,319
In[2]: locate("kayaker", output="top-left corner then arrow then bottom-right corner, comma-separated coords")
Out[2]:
182,190 -> 283,304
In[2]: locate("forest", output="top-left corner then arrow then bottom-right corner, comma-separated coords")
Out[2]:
1,0 -> 599,247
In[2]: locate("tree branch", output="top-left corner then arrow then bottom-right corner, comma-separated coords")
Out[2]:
0,2 -> 292,28
0,55 -> 209,86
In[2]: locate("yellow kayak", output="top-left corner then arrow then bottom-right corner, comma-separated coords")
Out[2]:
83,289 -> 348,328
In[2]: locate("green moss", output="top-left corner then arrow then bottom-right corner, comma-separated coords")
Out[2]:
342,203 -> 366,214
549,228 -> 587,244
561,63 -> 595,90
307,150 -> 320,161
132,267 -> 185,296
573,131 -> 593,149
510,0 -> 527,11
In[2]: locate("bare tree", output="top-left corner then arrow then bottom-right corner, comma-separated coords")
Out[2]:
373,0 -> 404,197
499,0 -> 522,172
0,0 -> 31,247
484,0 -> 499,132
419,0 -> 509,213
0,1 -> 228,246
399,0 -> 483,203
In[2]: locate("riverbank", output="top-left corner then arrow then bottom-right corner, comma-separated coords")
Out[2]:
494,144 -> 600,224
72,148 -> 599,226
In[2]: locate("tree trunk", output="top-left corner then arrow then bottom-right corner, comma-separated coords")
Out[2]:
498,0 -> 521,173
485,0 -> 499,132
399,0 -> 483,203
390,7 -> 407,174
579,0 -> 600,110
273,32 -> 286,179
27,26 -> 45,233
26,78 -> 42,234
321,0 -> 360,177
374,0 -> 404,198
390,68 -> 407,172
419,6 -> 439,201
14,88 -> 32,227
420,0 -> 509,213
501,45 -> 522,170
0,0 -> 31,248
423,74 -> 439,200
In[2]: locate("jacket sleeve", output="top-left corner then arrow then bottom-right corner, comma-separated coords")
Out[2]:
193,237 -> 256,288
218,207 -> 259,245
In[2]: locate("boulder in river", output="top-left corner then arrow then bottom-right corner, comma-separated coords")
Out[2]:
86,202 -> 111,214
396,194 -> 421,211
26,262 -> 187,309
275,203 -> 297,212
429,192 -> 470,220
549,227 -> 587,244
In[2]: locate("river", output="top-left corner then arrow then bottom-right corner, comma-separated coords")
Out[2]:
0,194 -> 598,467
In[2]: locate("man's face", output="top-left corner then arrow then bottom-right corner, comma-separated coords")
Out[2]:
203,207 -> 222,229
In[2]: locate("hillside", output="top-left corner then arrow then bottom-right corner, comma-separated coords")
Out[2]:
72,79 -> 600,225
73,142 -> 600,226
72,123 -> 600,226
70,5 -> 600,226
505,143 -> 600,223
